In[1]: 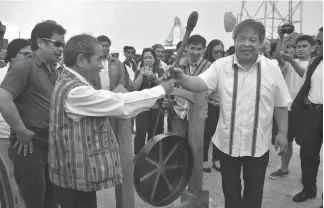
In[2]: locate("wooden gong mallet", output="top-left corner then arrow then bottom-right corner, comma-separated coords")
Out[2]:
172,11 -> 199,69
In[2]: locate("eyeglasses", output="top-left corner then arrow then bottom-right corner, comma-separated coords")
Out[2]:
126,51 -> 135,54
43,38 -> 65,48
212,50 -> 224,55
316,39 -> 322,46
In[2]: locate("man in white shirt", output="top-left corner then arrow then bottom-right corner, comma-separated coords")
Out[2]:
269,33 -> 314,180
48,34 -> 174,208
165,19 -> 291,208
291,27 -> 323,203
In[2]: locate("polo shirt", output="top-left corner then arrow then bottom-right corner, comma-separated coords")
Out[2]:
0,52 -> 58,144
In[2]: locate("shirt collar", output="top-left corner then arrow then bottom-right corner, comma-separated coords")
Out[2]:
188,57 -> 203,66
233,53 -> 261,69
65,67 -> 91,86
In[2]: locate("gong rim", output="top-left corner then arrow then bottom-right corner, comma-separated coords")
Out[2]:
0,155 -> 15,208
134,133 -> 193,207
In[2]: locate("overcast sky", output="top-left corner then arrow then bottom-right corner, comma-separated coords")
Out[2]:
1,0 -> 323,51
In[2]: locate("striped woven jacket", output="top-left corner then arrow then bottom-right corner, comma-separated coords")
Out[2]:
173,58 -> 212,119
48,69 -> 122,192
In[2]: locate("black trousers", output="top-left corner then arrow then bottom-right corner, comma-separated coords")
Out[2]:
219,149 -> 269,208
134,109 -> 164,155
297,105 -> 323,196
203,103 -> 220,162
52,184 -> 96,208
9,139 -> 56,208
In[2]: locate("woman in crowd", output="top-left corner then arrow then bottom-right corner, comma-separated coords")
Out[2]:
202,39 -> 225,172
133,48 -> 165,160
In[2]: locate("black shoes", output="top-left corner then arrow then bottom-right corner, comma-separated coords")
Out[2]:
293,190 -> 316,203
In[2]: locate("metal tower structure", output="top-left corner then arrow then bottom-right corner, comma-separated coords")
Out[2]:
238,0 -> 303,40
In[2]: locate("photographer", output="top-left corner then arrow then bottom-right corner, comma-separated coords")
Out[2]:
269,24 -> 314,180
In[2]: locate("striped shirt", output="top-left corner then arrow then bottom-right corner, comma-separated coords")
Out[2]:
199,54 -> 291,157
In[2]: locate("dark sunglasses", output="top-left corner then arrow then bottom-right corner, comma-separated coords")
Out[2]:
316,39 -> 322,46
213,50 -> 224,55
43,38 -> 65,48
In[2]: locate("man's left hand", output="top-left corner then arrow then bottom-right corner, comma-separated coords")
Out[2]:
274,132 -> 288,156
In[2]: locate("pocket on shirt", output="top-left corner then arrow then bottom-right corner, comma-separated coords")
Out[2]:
87,145 -> 121,184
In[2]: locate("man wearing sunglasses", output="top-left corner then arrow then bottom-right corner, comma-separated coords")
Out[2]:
291,27 -> 323,204
0,20 -> 66,208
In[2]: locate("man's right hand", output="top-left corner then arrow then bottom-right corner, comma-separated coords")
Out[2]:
14,129 -> 34,156
277,27 -> 285,39
164,66 -> 185,81
160,79 -> 175,95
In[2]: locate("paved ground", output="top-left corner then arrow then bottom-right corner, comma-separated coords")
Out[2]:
97,138 -> 323,208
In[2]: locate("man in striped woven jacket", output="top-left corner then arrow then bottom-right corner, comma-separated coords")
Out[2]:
48,34 -> 174,208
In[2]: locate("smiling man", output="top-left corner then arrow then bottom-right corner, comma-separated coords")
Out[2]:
269,33 -> 314,180
0,20 -> 66,208
165,19 -> 291,208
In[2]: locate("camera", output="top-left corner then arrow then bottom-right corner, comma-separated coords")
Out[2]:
279,23 -> 295,34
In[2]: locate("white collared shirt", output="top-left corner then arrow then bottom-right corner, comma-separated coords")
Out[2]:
304,60 -> 323,104
99,59 -> 110,90
199,54 -> 291,157
0,64 -> 10,138
282,59 -> 309,110
64,67 -> 166,120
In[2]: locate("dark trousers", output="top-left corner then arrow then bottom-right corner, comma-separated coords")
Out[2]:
203,104 -> 220,162
9,139 -> 56,208
134,109 -> 164,155
297,105 -> 323,196
219,149 -> 269,208
52,184 -> 96,208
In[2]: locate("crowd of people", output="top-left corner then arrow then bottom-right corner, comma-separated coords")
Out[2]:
0,17 -> 322,208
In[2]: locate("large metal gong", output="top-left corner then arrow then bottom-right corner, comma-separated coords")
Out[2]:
134,133 -> 193,207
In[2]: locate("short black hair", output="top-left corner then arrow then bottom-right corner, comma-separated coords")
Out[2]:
63,34 -> 100,68
295,35 -> 315,46
31,20 -> 66,51
187,35 -> 207,48
4,38 -> 30,63
226,46 -> 236,56
152,44 -> 164,51
319,27 -> 323,32
97,35 -> 111,46
232,19 -> 265,42
123,46 -> 135,53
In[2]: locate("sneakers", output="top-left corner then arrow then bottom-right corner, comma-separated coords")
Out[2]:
269,169 -> 289,179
